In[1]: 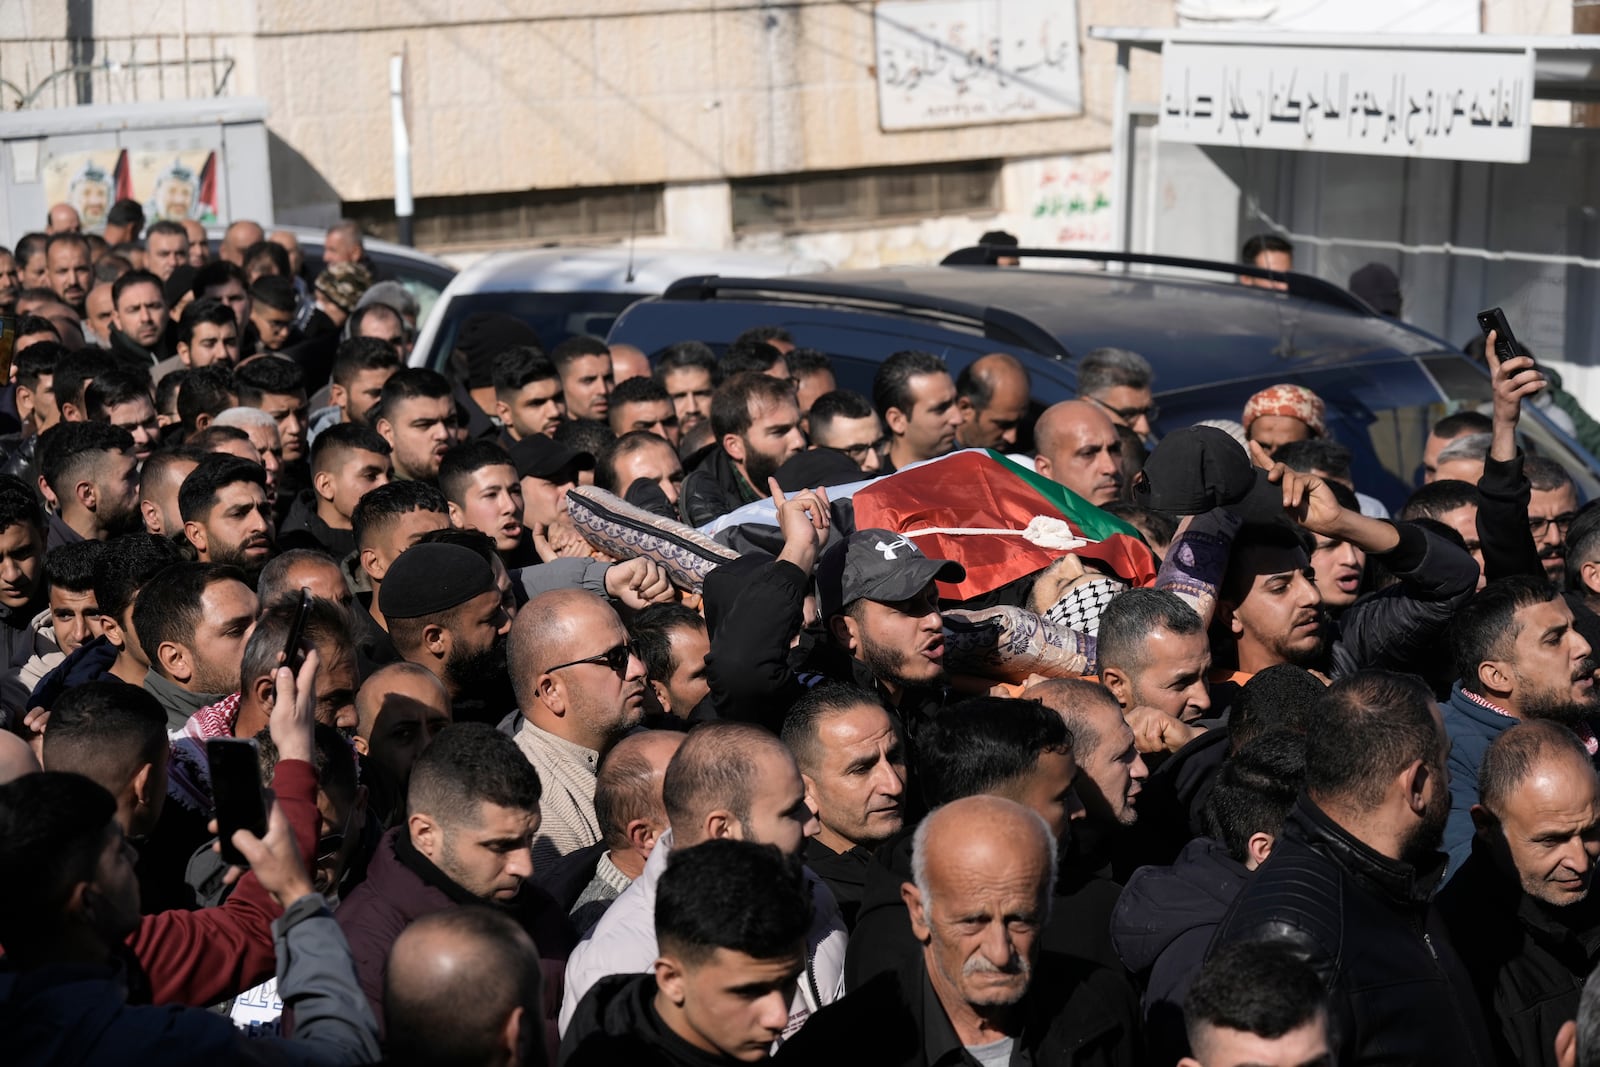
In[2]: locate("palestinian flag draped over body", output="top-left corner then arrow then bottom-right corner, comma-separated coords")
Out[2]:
850,450 -> 1158,602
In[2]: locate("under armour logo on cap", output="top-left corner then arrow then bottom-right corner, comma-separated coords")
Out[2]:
875,536 -> 914,560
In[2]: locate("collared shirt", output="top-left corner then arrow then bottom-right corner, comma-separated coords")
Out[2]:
922,970 -> 1031,1067
1461,687 -> 1600,756
510,717 -> 603,870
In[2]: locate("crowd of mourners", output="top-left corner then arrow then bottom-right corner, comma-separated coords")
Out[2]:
4,203 -> 1600,1067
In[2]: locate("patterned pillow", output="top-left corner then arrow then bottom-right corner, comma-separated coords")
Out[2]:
567,486 -> 741,595
943,605 -> 1094,683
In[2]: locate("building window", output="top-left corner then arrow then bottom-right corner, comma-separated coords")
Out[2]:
731,160 -> 1001,233
344,184 -> 664,249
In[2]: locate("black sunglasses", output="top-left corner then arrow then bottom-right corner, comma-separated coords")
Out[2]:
547,641 -> 636,677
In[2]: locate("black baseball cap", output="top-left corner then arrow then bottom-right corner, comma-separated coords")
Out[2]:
510,435 -> 594,482
816,528 -> 965,620
1134,424 -> 1291,524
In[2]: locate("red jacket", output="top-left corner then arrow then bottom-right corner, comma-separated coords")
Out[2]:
125,758 -> 321,1006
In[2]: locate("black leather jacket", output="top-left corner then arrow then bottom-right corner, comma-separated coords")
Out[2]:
678,446 -> 761,528
1210,798 -> 1495,1067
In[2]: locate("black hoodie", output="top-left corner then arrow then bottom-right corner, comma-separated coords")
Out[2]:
276,489 -> 355,561
560,972 -> 753,1067
1110,836 -> 1249,1064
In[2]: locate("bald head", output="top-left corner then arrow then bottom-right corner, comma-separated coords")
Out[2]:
221,221 -> 265,266
512,588 -> 616,683
511,588 -> 643,749
956,353 -> 1031,450
906,796 -> 1055,1013
355,661 -> 452,794
357,660 -> 451,740
256,549 -> 351,612
47,203 -> 81,235
384,908 -> 542,1067
663,722 -> 801,848
0,731 -> 40,784
1027,677 -> 1146,827
912,795 -> 1055,903
596,729 -> 684,853
609,343 -> 650,384
1033,400 -> 1123,506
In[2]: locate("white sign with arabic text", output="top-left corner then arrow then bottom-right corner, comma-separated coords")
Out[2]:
873,0 -> 1083,131
1159,43 -> 1533,162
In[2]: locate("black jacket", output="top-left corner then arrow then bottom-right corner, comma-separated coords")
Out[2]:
1211,797 -> 1495,1067
679,446 -> 761,528
846,828 -> 1123,992
275,489 -> 355,561
1111,836 -> 1248,1065
108,325 -> 175,375
1476,451 -> 1545,583
1115,722 -> 1232,876
1324,521 -> 1481,680
776,951 -> 1140,1067
560,972 -> 751,1067
1437,840 -> 1600,1067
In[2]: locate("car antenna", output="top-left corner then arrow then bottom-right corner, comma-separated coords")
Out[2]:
625,183 -> 640,284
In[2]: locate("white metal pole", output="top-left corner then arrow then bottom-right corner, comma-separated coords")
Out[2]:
1109,42 -> 1132,268
390,53 -> 414,246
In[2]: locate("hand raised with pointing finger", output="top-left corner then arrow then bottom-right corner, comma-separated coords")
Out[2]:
771,478 -> 830,574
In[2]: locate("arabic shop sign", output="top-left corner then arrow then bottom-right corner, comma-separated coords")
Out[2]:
873,0 -> 1083,132
1159,42 -> 1534,162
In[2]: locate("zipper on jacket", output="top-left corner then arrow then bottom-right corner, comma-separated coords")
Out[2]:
1422,932 -> 1438,960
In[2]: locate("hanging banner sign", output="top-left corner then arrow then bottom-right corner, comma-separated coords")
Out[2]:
1159,42 -> 1534,162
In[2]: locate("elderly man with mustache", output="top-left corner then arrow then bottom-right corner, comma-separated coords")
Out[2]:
777,794 -> 1141,1066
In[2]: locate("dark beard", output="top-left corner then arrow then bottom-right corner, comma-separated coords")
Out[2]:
446,633 -> 509,693
744,445 -> 785,492
856,629 -> 944,693
211,538 -> 273,585
1522,692 -> 1598,728
1521,661 -> 1600,726
1400,775 -> 1451,868
102,503 -> 146,539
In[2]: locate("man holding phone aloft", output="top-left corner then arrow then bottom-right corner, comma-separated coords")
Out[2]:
0,650 -> 381,1066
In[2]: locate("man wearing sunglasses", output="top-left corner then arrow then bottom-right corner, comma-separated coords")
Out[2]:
506,587 -> 648,873
1078,346 -> 1159,446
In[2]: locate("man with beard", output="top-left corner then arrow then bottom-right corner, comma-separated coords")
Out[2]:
375,368 -> 456,484
1212,670 -> 1495,1067
37,421 -> 142,547
337,721 -> 577,1034
1157,453 -> 1477,713
380,542 -> 511,725
653,340 -> 716,442
704,492 -> 963,735
1529,456 -> 1582,585
506,588 -> 647,873
1442,575 -> 1600,874
178,454 -> 276,585
1440,722 -> 1600,1066
44,232 -> 91,313
679,372 -> 805,527
84,369 -> 161,465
